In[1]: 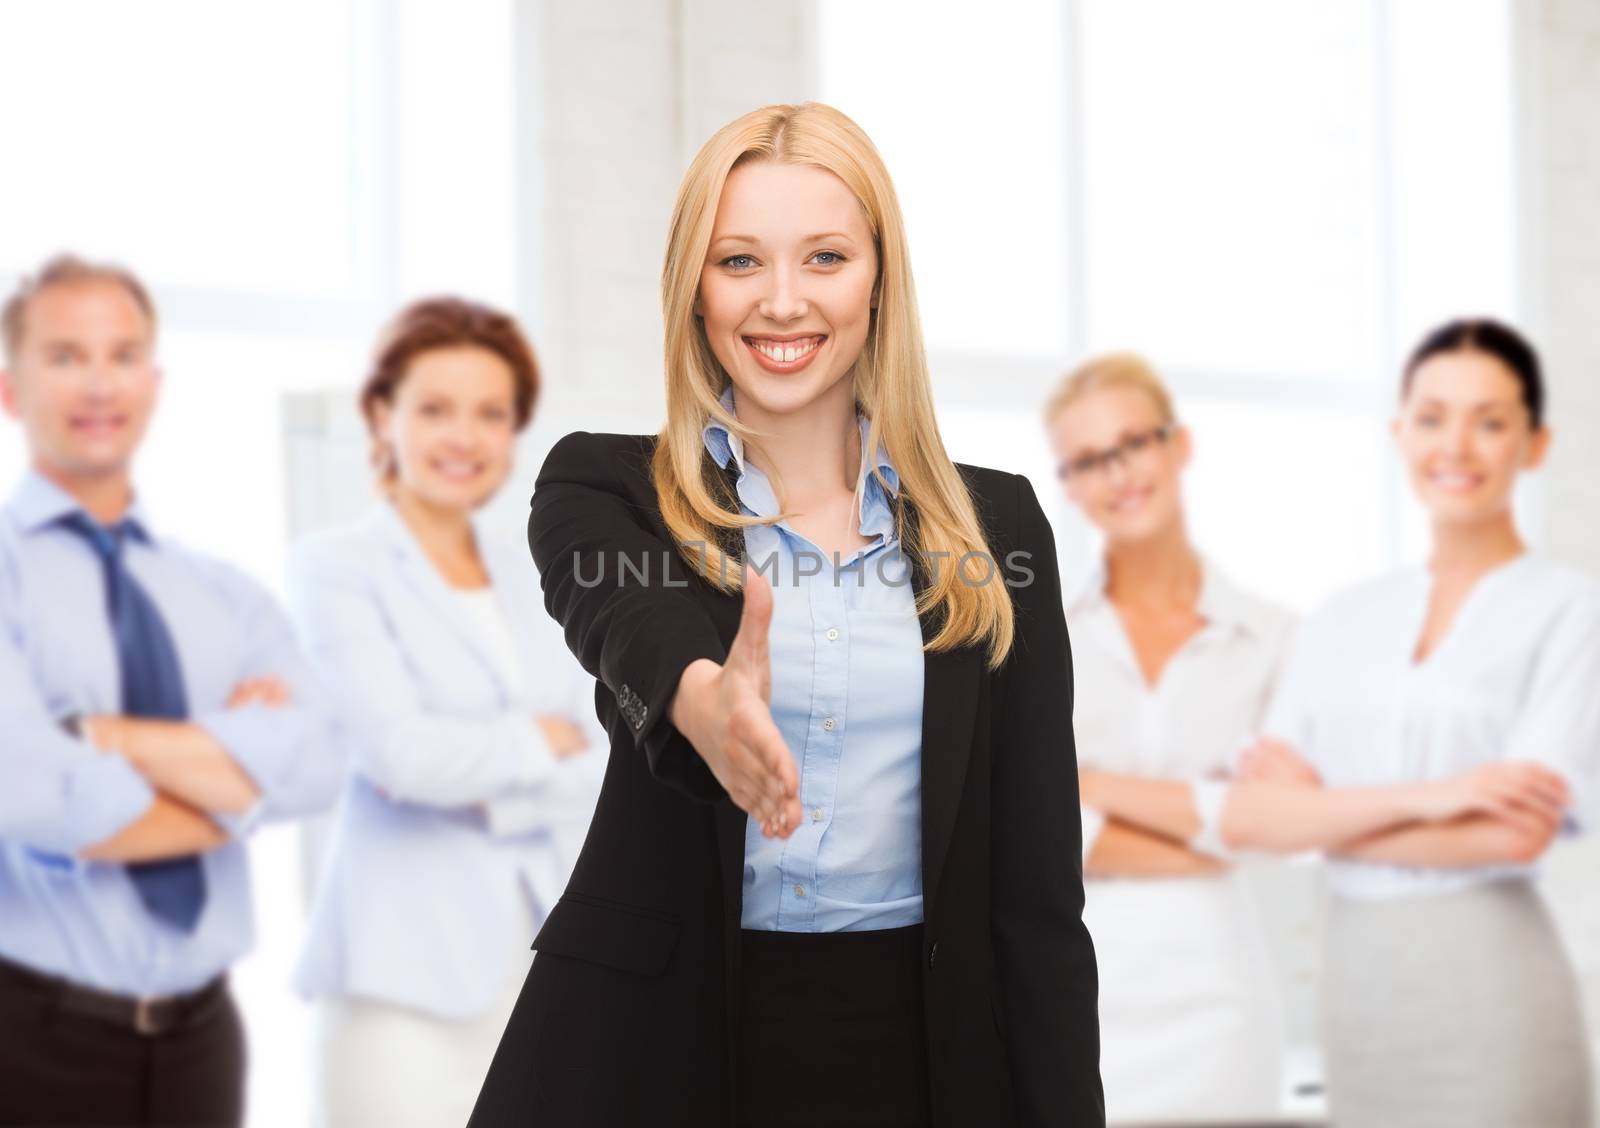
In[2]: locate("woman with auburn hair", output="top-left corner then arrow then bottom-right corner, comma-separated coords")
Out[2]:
287,297 -> 608,1128
1044,351 -> 1290,1123
469,102 -> 1103,1126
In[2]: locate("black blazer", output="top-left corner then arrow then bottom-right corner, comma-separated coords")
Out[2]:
469,431 -> 1102,1128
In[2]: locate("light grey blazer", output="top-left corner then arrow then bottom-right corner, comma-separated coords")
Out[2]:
287,501 -> 607,1019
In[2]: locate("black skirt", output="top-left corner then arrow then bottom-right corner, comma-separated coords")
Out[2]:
736,923 -> 932,1128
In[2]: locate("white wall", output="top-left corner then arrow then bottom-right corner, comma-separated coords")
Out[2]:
1515,0 -> 1600,1078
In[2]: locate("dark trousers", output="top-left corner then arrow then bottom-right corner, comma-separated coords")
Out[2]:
736,922 -> 932,1128
0,954 -> 246,1128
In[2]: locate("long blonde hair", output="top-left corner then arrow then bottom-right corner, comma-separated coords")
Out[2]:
653,102 -> 1014,669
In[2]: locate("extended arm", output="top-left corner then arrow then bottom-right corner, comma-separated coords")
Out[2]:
527,432 -> 732,802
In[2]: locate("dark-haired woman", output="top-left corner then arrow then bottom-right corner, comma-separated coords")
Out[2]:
286,298 -> 608,1128
1228,319 -> 1600,1125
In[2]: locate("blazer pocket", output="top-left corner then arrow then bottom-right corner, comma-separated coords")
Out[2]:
532,892 -> 681,977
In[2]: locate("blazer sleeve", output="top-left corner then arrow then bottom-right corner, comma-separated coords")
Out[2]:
527,431 -> 731,803
990,473 -> 1105,1126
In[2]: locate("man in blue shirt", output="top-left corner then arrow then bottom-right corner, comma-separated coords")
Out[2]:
0,255 -> 341,1127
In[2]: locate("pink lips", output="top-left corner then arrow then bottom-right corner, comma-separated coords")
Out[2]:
743,334 -> 826,374
70,415 -> 127,437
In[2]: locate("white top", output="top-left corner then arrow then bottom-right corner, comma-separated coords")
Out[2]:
452,586 -> 527,694
1262,553 -> 1600,901
1067,554 -> 1297,861
450,584 -> 582,841
1066,554 -> 1294,1121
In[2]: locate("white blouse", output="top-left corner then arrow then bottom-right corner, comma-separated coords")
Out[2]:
452,587 -> 527,693
1262,553 -> 1600,901
1068,555 -> 1297,858
1067,554 -> 1295,1122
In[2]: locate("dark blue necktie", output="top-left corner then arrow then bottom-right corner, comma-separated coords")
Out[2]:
59,511 -> 207,933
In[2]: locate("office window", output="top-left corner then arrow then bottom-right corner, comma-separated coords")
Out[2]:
816,0 -> 1516,611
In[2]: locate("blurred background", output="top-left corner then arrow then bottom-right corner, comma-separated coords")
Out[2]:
2,0 -> 1597,1124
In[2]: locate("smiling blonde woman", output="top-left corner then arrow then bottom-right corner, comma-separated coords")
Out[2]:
469,102 -> 1104,1127
1045,352 -> 1291,1123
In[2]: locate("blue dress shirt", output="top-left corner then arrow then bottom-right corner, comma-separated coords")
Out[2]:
0,469 -> 340,995
702,383 -> 926,932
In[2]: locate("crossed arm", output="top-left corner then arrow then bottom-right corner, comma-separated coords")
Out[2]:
1079,770 -> 1225,877
76,676 -> 286,862
1082,741 -> 1567,876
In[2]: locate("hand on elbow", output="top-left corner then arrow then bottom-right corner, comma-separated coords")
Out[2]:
1494,803 -> 1563,864
1420,761 -> 1569,827
535,714 -> 589,759
227,676 -> 292,709
1236,738 -> 1322,787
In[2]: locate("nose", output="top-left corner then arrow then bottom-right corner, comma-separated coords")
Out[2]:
757,264 -> 808,324
80,362 -> 118,397
1444,417 -> 1474,456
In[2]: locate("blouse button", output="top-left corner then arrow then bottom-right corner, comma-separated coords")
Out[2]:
812,806 -> 824,823
826,627 -> 840,641
794,884 -> 806,899
822,717 -> 836,731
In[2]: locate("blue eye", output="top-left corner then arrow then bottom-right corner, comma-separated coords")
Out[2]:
721,254 -> 757,270
813,250 -> 844,266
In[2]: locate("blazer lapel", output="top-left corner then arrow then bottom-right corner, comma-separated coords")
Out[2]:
912,543 -> 982,930
373,503 -> 515,700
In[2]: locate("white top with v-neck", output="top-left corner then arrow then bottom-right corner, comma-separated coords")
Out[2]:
1262,553 -> 1600,901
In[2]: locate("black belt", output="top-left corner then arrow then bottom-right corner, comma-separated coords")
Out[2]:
0,952 -> 228,1037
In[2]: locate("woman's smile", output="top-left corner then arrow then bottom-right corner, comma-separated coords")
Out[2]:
742,332 -> 827,373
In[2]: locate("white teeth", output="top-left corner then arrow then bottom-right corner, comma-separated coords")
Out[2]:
749,336 -> 821,363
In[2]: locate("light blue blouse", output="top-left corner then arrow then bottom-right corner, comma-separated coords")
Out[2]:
702,383 -> 926,932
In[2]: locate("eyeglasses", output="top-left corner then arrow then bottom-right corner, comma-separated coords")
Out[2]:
1055,423 -> 1176,482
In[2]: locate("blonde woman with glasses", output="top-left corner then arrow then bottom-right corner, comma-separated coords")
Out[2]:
1044,353 -> 1291,1123
469,102 -> 1103,1127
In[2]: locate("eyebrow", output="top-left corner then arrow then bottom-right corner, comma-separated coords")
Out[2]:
708,231 -> 860,248
1415,397 -> 1519,412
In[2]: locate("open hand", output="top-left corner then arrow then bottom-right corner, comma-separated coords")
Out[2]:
670,563 -> 801,838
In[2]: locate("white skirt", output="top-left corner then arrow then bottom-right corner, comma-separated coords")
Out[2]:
1323,876 -> 1593,1128
309,891 -> 538,1128
1088,870 -> 1287,1124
